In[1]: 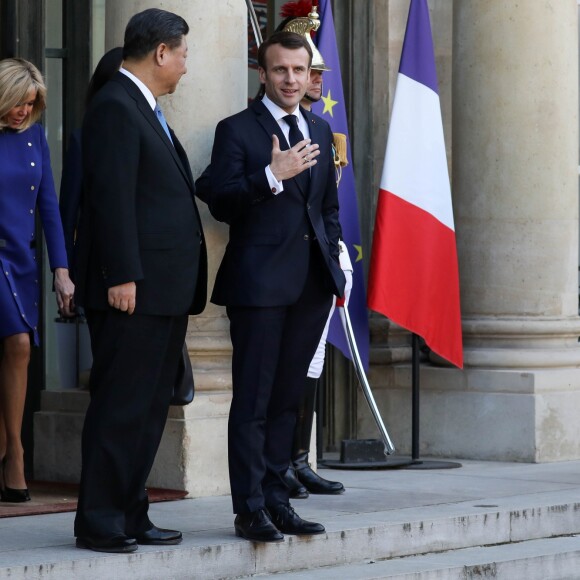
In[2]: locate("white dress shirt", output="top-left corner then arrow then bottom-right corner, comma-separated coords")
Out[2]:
261,95 -> 311,195
119,68 -> 156,111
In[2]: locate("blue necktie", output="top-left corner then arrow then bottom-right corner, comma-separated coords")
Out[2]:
155,104 -> 173,145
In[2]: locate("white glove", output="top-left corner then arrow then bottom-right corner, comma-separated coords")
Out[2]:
343,268 -> 353,306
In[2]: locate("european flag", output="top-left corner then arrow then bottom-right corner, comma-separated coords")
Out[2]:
312,0 -> 370,370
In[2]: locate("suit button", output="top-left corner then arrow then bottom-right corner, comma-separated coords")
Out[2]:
303,234 -> 309,241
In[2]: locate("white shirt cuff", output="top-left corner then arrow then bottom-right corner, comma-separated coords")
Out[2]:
265,166 -> 284,195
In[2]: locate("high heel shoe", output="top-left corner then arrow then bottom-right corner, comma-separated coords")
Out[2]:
0,458 -> 31,503
1,486 -> 30,502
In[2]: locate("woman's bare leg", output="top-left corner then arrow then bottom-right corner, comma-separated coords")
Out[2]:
0,333 -> 31,489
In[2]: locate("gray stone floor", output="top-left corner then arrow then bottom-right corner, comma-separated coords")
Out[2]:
1,459 -> 580,578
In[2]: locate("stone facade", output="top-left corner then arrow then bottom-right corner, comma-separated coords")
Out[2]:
360,0 -> 580,463
34,0 -> 580,495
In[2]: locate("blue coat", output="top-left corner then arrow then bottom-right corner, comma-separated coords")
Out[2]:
0,124 -> 68,344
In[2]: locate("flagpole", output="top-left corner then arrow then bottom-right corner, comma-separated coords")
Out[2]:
411,333 -> 420,461
401,334 -> 462,470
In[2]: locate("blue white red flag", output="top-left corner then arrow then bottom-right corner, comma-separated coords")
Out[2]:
367,0 -> 463,368
313,0 -> 370,369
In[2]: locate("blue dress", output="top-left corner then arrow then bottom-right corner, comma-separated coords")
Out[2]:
0,124 -> 68,345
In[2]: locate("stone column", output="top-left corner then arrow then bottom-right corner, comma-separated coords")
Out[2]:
34,0 -> 246,495
362,0 -> 580,463
445,0 -> 580,460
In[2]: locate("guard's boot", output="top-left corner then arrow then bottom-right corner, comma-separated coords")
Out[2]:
283,465 -> 308,499
295,462 -> 345,495
292,378 -> 346,495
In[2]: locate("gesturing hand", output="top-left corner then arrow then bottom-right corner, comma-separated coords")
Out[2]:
108,282 -> 136,315
269,134 -> 320,182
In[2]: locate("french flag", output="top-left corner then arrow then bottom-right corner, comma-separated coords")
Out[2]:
367,0 -> 463,368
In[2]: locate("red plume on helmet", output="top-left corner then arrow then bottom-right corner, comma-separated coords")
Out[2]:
280,0 -> 317,19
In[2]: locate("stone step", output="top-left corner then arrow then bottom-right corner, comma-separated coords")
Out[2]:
2,487 -> 580,579
254,535 -> 580,579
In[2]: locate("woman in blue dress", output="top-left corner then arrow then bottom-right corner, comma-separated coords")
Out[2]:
0,58 -> 74,502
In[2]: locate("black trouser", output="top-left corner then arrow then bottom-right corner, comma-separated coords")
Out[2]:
74,308 -> 187,539
227,248 -> 332,514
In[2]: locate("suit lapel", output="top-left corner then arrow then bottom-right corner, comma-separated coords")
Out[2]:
117,74 -> 194,192
252,100 -> 288,151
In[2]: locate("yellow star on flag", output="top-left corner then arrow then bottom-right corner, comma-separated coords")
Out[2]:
353,244 -> 363,262
321,89 -> 338,117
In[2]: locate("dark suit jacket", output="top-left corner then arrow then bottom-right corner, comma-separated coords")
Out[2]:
75,72 -> 207,316
208,99 -> 345,308
59,128 -> 82,279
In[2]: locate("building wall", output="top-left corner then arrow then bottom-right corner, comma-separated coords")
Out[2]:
359,0 -> 580,463
33,0 -> 580,496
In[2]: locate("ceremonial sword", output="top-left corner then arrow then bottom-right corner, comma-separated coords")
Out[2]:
336,297 -> 396,455
245,0 -> 264,47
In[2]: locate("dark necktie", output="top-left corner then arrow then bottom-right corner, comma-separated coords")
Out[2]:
283,114 -> 310,191
284,113 -> 304,147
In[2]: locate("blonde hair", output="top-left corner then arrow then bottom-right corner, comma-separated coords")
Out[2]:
0,58 -> 46,132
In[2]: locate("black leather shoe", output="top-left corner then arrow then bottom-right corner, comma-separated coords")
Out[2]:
296,465 -> 345,495
76,535 -> 138,553
268,503 -> 325,535
284,467 -> 309,499
234,509 -> 284,542
134,526 -> 182,545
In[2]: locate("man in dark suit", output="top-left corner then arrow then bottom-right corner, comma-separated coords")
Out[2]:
207,31 -> 345,543
73,8 -> 207,553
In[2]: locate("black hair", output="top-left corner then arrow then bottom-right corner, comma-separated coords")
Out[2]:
85,47 -> 123,108
257,31 -> 313,71
123,8 -> 189,61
